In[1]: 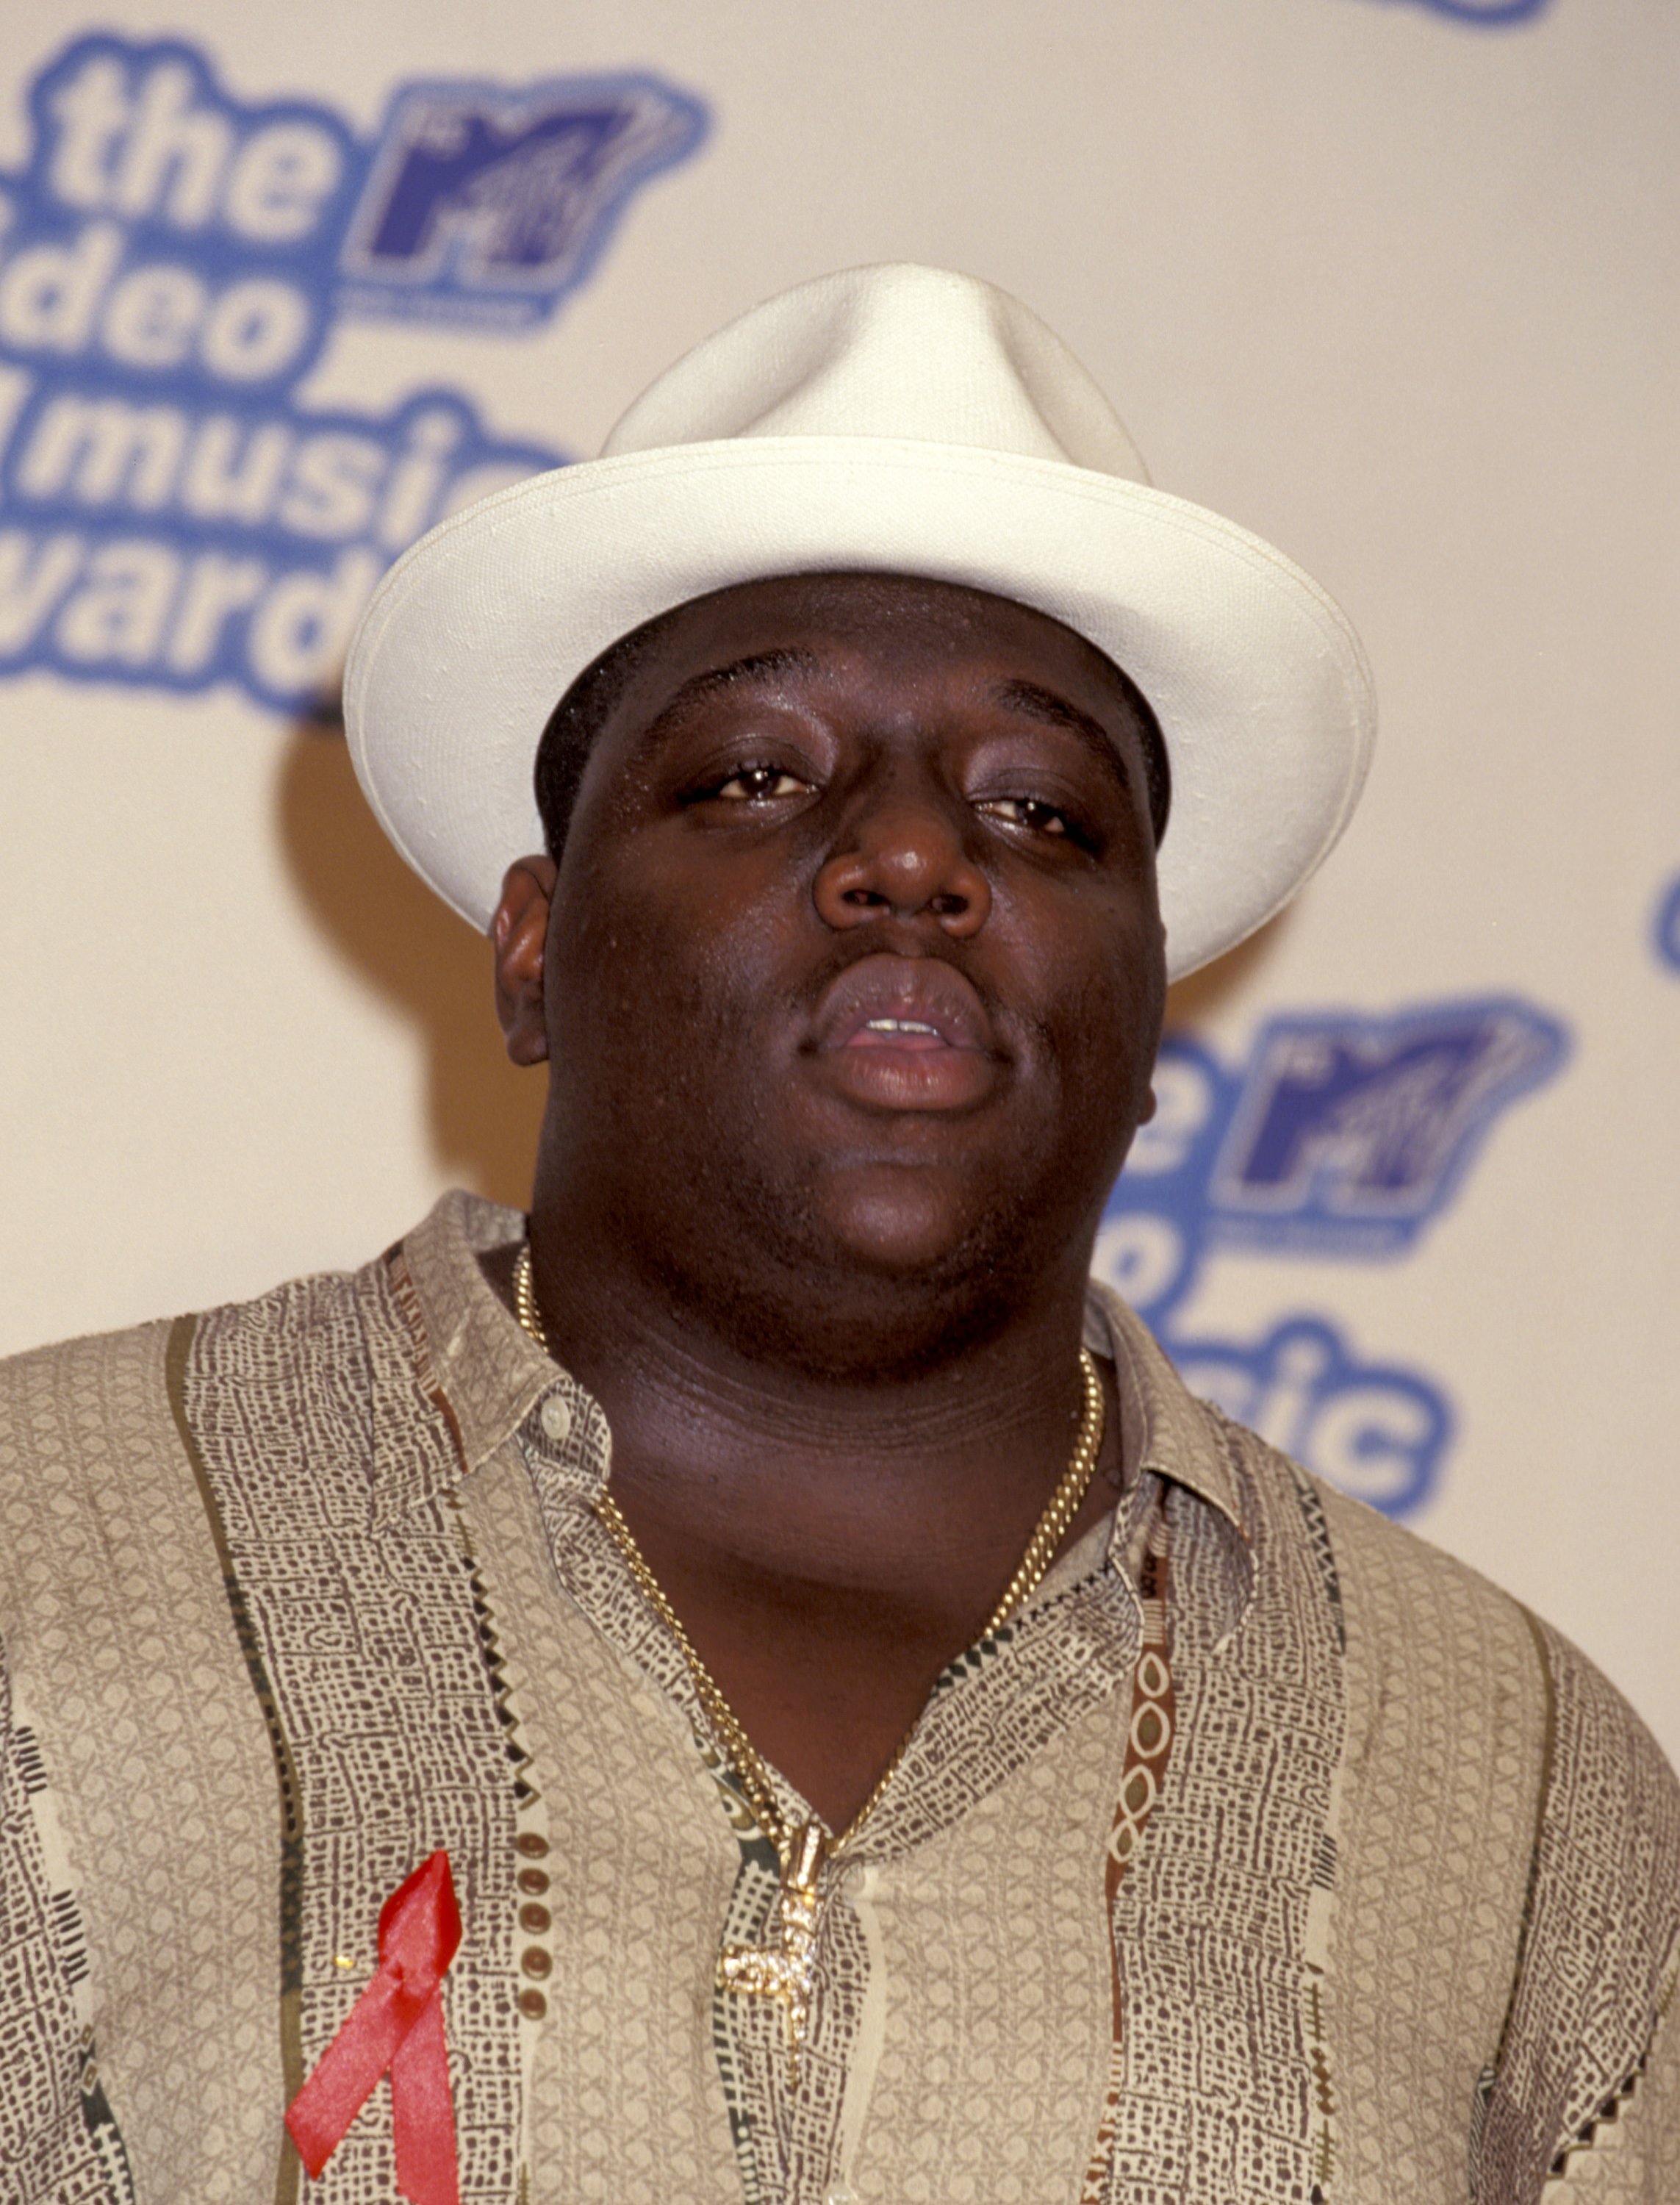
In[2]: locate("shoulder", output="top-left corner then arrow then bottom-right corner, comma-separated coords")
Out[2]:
1096,1288 -> 1680,2190
0,1259 -> 368,1444
1474,1599 -> 1680,2194
0,1236 -> 412,1530
1221,1410 -> 1680,2192
0,1191 -> 517,1546
0,1313 -> 182,1504
1246,1419 -> 1680,1971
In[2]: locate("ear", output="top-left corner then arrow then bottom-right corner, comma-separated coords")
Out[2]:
492,856 -> 557,1066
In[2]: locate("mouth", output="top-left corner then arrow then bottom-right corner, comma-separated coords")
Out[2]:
847,1016 -> 952,1053
807,954 -> 1002,1111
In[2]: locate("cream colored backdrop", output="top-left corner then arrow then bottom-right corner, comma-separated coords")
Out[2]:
3,0 -> 1676,1760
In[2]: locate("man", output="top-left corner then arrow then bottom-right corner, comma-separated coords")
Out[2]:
1,265 -> 1675,2204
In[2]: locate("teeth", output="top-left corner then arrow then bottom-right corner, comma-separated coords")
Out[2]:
866,1017 -> 939,1035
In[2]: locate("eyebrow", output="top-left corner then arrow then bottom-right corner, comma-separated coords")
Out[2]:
639,648 -> 822,744
987,679 -> 1135,790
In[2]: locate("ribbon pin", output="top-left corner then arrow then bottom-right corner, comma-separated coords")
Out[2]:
285,1850 -> 463,2205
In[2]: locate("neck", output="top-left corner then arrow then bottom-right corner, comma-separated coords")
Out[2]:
517,1205 -> 1112,1616
506,1195 -> 1124,1832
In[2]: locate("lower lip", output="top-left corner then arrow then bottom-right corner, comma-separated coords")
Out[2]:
813,1032 -> 999,1111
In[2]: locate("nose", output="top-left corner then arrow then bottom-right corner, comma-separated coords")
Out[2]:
812,786 -> 991,937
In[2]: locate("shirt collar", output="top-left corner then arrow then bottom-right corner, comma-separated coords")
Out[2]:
1083,1281 -> 1255,1644
1083,1283 -> 1250,1543
367,1189 -> 596,1530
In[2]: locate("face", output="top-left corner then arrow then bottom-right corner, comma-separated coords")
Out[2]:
501,573 -> 1167,1368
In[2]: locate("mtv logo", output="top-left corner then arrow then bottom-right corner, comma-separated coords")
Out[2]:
1093,995 -> 1568,1519
1210,1000 -> 1567,1249
339,74 -> 706,325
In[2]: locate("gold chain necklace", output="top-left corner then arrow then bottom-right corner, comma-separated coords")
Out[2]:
512,1240 -> 1104,2077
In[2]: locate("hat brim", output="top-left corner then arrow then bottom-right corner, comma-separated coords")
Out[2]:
343,436 -> 1374,980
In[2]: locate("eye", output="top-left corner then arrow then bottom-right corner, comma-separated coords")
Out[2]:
976,795 -> 1072,838
711,764 -> 810,802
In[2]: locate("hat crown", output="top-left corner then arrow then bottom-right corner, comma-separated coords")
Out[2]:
348,262 -> 1373,979
600,262 -> 1151,484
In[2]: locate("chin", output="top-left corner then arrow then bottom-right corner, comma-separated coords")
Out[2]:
820,1181 -> 981,1275
792,1175 -> 1087,1358
630,1144 -> 1100,1380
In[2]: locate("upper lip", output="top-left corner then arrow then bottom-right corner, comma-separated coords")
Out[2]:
809,953 -> 999,1054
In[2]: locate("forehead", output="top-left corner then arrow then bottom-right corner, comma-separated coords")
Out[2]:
609,571 -> 1146,734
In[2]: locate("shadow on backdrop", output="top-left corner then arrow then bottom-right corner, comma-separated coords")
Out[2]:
277,720 -> 545,1211
1163,908 -> 1288,1030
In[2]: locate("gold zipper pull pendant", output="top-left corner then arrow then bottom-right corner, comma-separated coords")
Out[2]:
717,1819 -> 827,2084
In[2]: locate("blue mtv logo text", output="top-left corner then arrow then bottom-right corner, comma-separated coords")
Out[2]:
1654,872 -> 1680,975
0,37 -> 708,714
1361,0 -> 1553,23
1210,1000 -> 1564,1253
1096,997 -> 1568,1518
10,37 -> 707,350
340,77 -> 706,327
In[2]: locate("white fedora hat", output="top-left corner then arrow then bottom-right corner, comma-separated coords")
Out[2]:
344,262 -> 1374,980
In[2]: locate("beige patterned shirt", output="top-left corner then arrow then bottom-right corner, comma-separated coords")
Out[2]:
1,1190 -> 1676,2204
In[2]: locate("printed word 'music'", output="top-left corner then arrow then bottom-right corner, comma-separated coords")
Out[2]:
0,374 -> 555,706
1,379 -> 531,549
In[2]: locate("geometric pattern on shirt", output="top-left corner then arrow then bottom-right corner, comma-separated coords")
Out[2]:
1548,1937 -> 1679,2177
1539,1950 -> 1680,2201
180,1252 -> 525,2205
1314,1475 -> 1546,2204
166,1310 -> 308,2201
838,1700 -> 1130,2204
8,1193 -> 1680,2204
1281,1457 -> 1346,1655
0,1311 -> 289,2195
523,1424 -> 1151,2203
453,1497 -> 539,1813
851,1562 -> 1143,1867
1473,1612 -> 1680,2204
0,1693 -> 137,2205
1281,1464 -> 1346,2203
1080,1502 -> 1177,2201
441,1481 -> 558,2173
453,1438 -> 747,2204
1092,1421 -> 1350,2205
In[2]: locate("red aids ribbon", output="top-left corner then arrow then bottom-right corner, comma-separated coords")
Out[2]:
285,1850 -> 463,2205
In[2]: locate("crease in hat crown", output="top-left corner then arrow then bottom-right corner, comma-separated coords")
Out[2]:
599,263 -> 1152,481
345,259 -> 1375,980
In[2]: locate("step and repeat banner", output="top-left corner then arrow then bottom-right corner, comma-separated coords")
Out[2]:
3,0 -> 1676,1755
